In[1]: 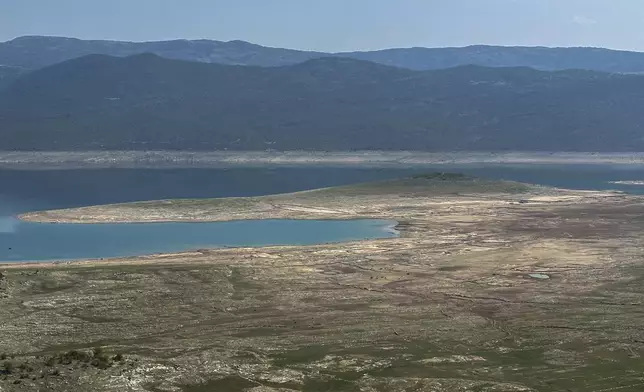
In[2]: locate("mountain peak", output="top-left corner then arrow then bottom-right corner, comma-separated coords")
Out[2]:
225,39 -> 257,47
4,36 -> 644,73
3,48 -> 638,152
7,35 -> 81,44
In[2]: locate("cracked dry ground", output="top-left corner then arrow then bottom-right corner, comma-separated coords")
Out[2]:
4,191 -> 644,391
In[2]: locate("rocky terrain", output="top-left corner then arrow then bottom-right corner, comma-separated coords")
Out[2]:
3,151 -> 644,171
5,175 -> 644,391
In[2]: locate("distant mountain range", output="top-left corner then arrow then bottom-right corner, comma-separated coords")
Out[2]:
2,53 -> 644,151
0,65 -> 24,90
4,35 -> 644,74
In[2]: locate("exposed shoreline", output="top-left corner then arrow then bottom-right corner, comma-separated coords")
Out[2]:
3,176 -> 644,391
610,180 -> 644,185
3,150 -> 644,169
14,176 -> 622,268
17,176 -> 542,225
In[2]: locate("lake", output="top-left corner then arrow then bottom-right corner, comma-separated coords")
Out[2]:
0,218 -> 397,263
2,164 -> 644,262
3,164 -> 644,215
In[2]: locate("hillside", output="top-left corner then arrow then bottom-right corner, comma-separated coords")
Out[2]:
0,36 -> 324,70
1,54 -> 643,151
5,36 -> 644,73
345,45 -> 644,73
0,65 -> 25,90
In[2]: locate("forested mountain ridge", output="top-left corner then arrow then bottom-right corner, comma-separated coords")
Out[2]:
1,53 -> 643,151
4,35 -> 644,73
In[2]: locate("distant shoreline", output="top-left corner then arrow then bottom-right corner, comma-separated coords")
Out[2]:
609,180 -> 644,185
2,151 -> 644,169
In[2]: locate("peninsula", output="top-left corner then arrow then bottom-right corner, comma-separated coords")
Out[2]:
2,174 -> 643,391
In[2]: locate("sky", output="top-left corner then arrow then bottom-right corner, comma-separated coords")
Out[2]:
2,0 -> 644,52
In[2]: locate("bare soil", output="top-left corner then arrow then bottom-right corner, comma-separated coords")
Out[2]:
3,177 -> 644,391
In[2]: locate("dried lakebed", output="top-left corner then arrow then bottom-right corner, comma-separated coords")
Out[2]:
4,174 -> 644,392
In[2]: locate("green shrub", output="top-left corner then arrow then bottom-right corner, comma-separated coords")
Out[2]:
91,357 -> 111,369
2,361 -> 13,374
57,350 -> 92,365
411,172 -> 471,181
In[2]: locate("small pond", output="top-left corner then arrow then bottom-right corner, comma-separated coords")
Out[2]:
0,218 -> 398,263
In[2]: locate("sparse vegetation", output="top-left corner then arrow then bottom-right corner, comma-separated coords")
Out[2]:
5,53 -> 644,152
44,349 -> 112,370
2,361 -> 13,375
16,363 -> 30,373
2,181 -> 644,391
58,350 -> 92,365
90,349 -> 111,370
411,172 -> 472,181
0,347 -> 130,389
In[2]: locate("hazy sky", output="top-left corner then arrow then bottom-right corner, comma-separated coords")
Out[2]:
3,0 -> 644,52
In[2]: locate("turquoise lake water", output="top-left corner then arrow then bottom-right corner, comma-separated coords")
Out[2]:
0,218 -> 397,263
2,164 -> 644,263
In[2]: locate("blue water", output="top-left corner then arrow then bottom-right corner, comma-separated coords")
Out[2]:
0,218 -> 397,263
2,165 -> 644,217
441,163 -> 644,194
2,164 -> 644,263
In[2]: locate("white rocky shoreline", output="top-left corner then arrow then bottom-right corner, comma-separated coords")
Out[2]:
2,151 -> 644,169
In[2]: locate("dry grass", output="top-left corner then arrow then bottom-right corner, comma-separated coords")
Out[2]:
4,177 -> 644,391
